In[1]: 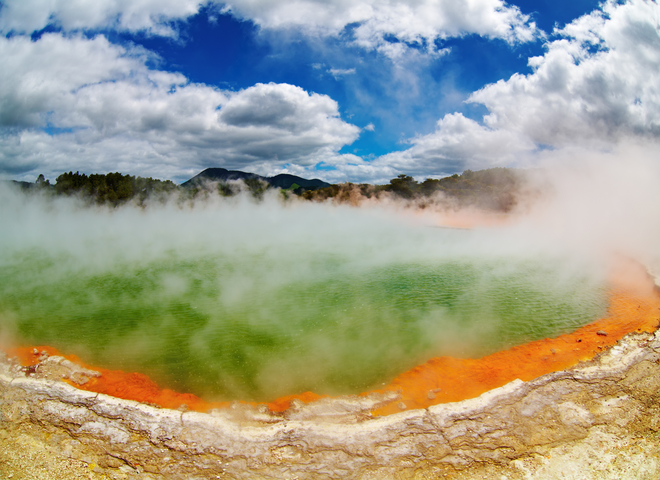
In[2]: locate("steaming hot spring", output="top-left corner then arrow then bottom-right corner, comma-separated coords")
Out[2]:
1,186 -> 658,415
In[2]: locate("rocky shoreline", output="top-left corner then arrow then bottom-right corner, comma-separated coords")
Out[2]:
2,327 -> 660,479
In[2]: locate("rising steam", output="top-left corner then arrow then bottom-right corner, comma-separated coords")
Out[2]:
1,151 -> 658,401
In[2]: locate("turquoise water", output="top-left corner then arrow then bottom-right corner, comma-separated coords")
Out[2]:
0,248 -> 607,402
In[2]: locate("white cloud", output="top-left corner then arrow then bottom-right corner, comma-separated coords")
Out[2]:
0,0 -> 203,36
223,0 -> 538,58
0,0 -> 538,58
0,33 -> 360,183
216,83 -> 361,165
469,0 -> 660,147
375,113 -> 535,176
0,34 -> 158,128
276,158 -> 399,185
328,68 -> 356,79
374,0 -> 660,178
4,0 -> 658,186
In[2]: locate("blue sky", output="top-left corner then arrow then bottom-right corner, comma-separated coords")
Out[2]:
1,0 -> 659,184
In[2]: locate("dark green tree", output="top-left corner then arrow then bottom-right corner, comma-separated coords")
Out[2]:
386,174 -> 418,199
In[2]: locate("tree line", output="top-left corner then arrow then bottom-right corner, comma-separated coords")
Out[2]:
21,167 -> 525,212
302,168 -> 524,211
28,171 -> 177,206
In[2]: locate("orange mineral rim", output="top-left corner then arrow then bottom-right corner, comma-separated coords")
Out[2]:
5,257 -> 659,416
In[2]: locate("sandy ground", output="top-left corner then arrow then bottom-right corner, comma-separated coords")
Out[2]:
0,429 -> 103,480
2,423 -> 660,479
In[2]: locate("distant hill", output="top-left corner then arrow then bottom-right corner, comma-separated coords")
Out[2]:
182,168 -> 331,190
4,180 -> 38,191
181,168 -> 259,185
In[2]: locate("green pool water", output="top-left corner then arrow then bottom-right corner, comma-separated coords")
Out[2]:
0,190 -> 610,402
0,247 -> 607,402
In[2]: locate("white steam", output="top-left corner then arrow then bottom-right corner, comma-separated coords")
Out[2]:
1,157 -> 658,400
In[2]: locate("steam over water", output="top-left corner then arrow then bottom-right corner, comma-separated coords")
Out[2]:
0,186 -> 609,401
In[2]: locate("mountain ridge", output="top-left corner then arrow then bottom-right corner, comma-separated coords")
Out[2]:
181,168 -> 331,190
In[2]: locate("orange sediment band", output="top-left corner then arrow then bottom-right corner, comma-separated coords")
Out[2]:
6,261 -> 660,416
5,346 -> 225,411
5,346 -> 325,413
368,260 -> 660,415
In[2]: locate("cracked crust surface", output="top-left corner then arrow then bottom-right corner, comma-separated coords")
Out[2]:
2,330 -> 660,479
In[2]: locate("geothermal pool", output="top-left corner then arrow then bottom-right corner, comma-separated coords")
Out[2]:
0,190 -> 609,403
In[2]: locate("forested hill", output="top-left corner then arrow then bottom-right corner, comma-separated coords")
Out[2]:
181,167 -> 331,190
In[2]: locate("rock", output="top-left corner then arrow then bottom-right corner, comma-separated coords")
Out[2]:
33,356 -> 101,385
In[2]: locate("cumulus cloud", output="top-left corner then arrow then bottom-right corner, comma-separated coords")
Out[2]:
223,0 -> 538,58
3,0 -> 658,185
469,0 -> 660,146
0,0 -> 538,58
0,33 -> 360,182
375,113 -> 535,176
0,0 -> 542,183
0,0 -> 203,36
0,34 -> 156,128
378,0 -> 660,177
216,83 -> 361,165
